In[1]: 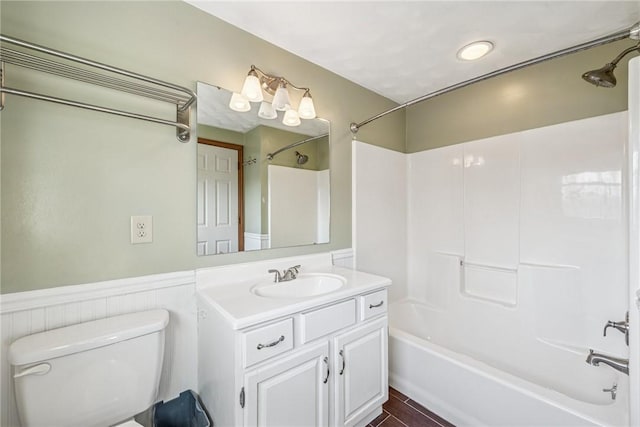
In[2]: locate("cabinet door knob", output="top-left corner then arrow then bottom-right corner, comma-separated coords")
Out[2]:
257,335 -> 285,350
369,301 -> 384,309
339,350 -> 346,375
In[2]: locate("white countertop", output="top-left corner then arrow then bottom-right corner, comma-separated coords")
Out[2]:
197,265 -> 391,330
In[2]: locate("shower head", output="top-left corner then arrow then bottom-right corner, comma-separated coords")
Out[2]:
295,151 -> 308,165
582,43 -> 640,88
582,63 -> 617,88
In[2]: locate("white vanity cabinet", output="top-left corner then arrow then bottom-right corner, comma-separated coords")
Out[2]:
334,317 -> 388,426
197,287 -> 389,427
244,341 -> 331,427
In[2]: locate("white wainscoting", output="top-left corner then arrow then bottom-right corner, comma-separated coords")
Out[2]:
0,271 -> 197,427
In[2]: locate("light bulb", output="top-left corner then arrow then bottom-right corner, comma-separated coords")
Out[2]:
258,101 -> 277,119
298,92 -> 316,119
282,108 -> 301,126
229,92 -> 250,112
241,72 -> 263,102
272,83 -> 291,111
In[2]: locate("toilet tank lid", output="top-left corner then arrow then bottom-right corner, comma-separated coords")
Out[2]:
8,309 -> 169,366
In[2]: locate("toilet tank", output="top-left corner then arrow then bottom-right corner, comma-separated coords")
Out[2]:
8,309 -> 169,427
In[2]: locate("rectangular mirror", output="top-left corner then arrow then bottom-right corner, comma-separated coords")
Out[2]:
196,82 -> 330,256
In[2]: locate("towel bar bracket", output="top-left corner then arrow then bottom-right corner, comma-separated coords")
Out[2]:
176,105 -> 191,142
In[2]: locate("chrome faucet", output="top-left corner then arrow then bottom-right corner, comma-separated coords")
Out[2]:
267,265 -> 301,283
603,311 -> 629,345
586,350 -> 629,375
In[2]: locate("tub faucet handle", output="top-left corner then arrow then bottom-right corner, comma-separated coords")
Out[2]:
603,311 -> 629,346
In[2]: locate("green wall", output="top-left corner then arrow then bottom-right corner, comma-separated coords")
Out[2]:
197,124 -> 245,146
0,1 -> 403,293
2,0 -> 635,294
406,39 -> 637,151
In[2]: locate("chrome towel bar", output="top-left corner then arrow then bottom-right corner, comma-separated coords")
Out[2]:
0,34 -> 196,142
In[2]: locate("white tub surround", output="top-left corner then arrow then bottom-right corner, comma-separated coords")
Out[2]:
354,111 -> 631,426
196,253 -> 391,427
352,141 -> 408,303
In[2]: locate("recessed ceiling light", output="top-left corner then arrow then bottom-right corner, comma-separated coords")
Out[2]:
457,41 -> 494,61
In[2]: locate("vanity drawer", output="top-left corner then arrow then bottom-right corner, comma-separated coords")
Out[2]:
300,299 -> 356,343
360,289 -> 387,321
243,318 -> 294,367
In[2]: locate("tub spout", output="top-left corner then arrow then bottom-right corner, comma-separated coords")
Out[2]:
586,349 -> 629,375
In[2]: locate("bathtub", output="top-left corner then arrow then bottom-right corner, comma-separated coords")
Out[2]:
388,300 -> 629,426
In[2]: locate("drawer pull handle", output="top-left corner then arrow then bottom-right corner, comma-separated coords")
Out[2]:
369,301 -> 384,309
323,357 -> 330,383
339,350 -> 345,375
257,335 -> 285,350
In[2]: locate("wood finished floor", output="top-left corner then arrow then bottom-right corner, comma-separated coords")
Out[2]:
367,387 -> 456,427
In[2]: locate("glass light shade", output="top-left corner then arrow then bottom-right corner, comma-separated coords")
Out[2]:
457,41 -> 494,61
282,108 -> 301,126
272,85 -> 291,111
229,92 -> 251,112
298,94 -> 316,119
241,74 -> 264,102
258,101 -> 277,119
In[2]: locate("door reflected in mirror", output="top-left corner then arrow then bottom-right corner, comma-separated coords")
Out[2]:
196,82 -> 330,256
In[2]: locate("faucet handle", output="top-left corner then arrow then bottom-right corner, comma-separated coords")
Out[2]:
603,321 -> 616,336
268,269 -> 283,283
603,312 -> 630,346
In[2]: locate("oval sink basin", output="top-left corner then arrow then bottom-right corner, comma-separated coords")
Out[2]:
252,273 -> 346,299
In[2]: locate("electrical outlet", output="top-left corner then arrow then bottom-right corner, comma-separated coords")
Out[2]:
131,215 -> 153,244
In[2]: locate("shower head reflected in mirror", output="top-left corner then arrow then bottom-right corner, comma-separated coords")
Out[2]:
295,151 -> 308,165
582,43 -> 640,88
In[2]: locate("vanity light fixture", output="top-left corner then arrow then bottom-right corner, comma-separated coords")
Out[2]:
457,40 -> 494,61
228,92 -> 251,112
229,65 -> 317,125
258,101 -> 277,119
283,108 -> 301,127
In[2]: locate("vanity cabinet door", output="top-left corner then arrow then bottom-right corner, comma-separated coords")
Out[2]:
243,341 -> 330,427
334,317 -> 388,427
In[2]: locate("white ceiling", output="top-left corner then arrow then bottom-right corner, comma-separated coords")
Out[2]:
187,1 -> 639,104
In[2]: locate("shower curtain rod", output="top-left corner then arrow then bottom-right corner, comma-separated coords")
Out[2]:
350,23 -> 640,135
267,133 -> 329,160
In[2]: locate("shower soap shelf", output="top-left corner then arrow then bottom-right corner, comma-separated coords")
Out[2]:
0,34 -> 196,142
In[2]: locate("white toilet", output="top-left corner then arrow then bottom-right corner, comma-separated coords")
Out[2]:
8,309 -> 169,427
